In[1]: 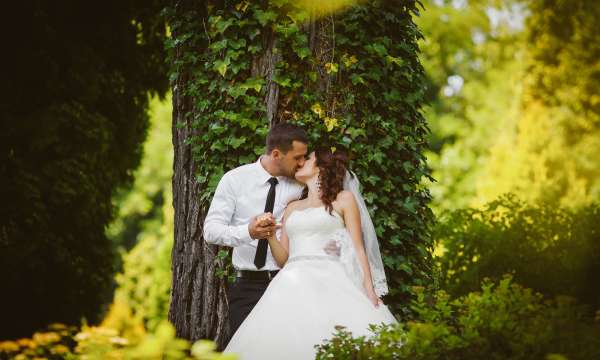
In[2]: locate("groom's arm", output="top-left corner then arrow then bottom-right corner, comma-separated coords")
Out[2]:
203,174 -> 253,247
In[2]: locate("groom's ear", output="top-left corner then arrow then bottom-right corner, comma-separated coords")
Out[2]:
271,148 -> 282,159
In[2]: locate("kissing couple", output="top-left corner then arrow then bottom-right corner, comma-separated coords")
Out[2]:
204,123 -> 398,359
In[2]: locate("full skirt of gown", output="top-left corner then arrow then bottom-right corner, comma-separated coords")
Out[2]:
223,256 -> 398,360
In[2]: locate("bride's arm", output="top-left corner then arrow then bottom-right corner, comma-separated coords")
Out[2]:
337,191 -> 381,307
266,203 -> 296,267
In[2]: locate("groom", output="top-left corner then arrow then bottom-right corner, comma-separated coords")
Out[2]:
203,123 -> 309,340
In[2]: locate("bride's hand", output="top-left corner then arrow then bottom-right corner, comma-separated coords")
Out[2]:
365,286 -> 381,308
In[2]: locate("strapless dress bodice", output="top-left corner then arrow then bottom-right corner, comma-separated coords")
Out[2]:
285,206 -> 345,258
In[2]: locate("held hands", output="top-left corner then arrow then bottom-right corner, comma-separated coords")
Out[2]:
249,213 -> 279,240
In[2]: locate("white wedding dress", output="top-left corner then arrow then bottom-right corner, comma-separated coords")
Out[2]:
224,206 -> 398,360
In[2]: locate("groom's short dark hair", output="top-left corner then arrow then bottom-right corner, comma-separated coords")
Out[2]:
266,123 -> 308,154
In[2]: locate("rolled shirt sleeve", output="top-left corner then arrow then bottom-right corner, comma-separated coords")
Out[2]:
203,174 -> 254,247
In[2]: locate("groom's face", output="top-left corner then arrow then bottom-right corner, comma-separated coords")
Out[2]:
276,141 -> 308,178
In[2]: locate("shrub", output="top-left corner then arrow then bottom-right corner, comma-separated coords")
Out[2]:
433,194 -> 600,308
0,320 -> 234,360
316,276 -> 600,360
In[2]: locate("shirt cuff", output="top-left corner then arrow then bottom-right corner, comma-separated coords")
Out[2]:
236,223 -> 254,244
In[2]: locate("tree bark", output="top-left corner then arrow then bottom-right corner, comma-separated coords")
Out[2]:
169,0 -> 229,347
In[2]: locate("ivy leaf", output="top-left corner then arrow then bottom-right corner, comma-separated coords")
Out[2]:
208,170 -> 225,192
196,174 -> 207,183
350,74 -> 365,85
273,74 -> 292,87
210,16 -> 235,35
254,9 -> 277,26
346,127 -> 365,139
293,44 -> 311,59
228,38 -> 247,50
402,198 -> 417,214
229,136 -> 246,149
399,262 -> 413,275
210,141 -> 226,152
209,39 -> 228,52
276,22 -> 300,37
386,55 -> 404,66
248,44 -> 262,54
372,43 -> 388,56
240,77 -> 265,93
325,62 -> 339,74
213,57 -> 231,77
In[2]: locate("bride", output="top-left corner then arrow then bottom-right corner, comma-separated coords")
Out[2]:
224,148 -> 398,359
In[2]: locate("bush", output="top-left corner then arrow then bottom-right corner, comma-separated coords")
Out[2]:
433,194 -> 600,308
316,276 -> 600,360
0,319 -> 235,360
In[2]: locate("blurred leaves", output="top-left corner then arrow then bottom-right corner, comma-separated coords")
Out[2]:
433,193 -> 600,308
316,276 -> 600,360
418,0 -> 600,212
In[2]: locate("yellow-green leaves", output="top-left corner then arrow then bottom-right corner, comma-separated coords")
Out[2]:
325,62 -> 339,74
311,103 -> 324,117
213,57 -> 230,77
324,117 -> 339,132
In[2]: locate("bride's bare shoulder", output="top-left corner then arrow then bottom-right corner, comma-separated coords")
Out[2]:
335,190 -> 356,204
284,199 -> 304,216
330,190 -> 355,216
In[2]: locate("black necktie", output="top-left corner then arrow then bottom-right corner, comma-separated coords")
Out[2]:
254,177 -> 278,269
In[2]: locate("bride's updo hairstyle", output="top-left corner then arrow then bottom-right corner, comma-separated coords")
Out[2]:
315,147 -> 349,215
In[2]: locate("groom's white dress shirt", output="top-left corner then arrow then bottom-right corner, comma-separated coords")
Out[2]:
203,157 -> 305,271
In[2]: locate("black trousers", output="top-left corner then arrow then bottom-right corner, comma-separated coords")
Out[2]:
226,277 -> 271,343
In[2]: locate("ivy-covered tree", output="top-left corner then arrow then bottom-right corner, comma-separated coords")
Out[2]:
0,1 -> 169,338
166,0 -> 434,346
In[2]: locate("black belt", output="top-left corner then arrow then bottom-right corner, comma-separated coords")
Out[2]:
235,270 -> 279,281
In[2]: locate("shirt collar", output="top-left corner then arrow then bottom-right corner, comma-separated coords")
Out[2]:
256,156 -> 279,184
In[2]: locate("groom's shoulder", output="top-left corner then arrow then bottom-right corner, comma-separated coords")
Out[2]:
222,162 -> 256,179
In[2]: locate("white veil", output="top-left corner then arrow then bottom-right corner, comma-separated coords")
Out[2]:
332,170 -> 389,297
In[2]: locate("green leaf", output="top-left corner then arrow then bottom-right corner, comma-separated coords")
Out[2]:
273,74 -> 292,87
293,44 -> 311,59
239,77 -> 265,93
213,57 -> 231,77
229,136 -> 246,149
254,9 -> 277,26
350,74 -> 365,85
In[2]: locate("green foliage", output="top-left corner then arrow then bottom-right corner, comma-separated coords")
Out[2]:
524,0 -> 599,123
0,1 -> 169,338
165,0 -> 434,318
109,220 -> 173,333
105,95 -> 174,332
107,95 -> 174,252
0,321 -> 235,360
0,323 -> 78,359
73,321 -> 234,360
415,0 -> 527,213
480,0 -> 600,207
433,194 -> 600,308
316,276 -> 600,360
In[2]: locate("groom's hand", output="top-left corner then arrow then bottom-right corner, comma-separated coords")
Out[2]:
249,213 -> 276,239
323,240 -> 341,256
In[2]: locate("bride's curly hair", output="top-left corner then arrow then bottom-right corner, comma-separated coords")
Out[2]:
314,148 -> 349,215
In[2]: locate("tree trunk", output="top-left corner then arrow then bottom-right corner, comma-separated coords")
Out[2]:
169,0 -> 229,347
